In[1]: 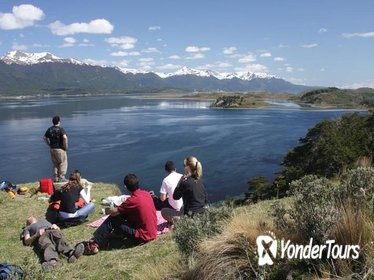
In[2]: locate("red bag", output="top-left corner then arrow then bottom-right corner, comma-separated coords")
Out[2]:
39,178 -> 54,195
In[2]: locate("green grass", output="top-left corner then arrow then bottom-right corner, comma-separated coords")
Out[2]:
0,182 -> 181,280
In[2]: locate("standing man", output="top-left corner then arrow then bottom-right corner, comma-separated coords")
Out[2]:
44,116 -> 68,182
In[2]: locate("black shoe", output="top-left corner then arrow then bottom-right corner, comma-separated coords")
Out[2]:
68,243 -> 85,263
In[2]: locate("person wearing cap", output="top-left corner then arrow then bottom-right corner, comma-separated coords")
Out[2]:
43,116 -> 68,182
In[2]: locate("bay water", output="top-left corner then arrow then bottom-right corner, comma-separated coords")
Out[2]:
0,95 -> 356,201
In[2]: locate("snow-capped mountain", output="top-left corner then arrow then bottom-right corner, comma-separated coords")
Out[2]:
0,51 -> 310,94
155,66 -> 275,81
1,51 -> 275,81
1,50 -> 83,65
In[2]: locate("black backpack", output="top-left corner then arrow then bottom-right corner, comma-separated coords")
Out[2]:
0,262 -> 24,279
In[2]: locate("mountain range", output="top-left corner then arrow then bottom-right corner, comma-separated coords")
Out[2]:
0,51 -> 311,96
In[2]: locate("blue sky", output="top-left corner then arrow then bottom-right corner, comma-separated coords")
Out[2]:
0,0 -> 373,88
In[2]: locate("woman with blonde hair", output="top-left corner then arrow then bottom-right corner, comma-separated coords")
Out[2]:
53,172 -> 95,221
170,156 -> 208,219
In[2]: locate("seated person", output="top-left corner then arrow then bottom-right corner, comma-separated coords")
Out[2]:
157,161 -> 183,221
21,216 -> 84,271
52,172 -> 95,221
72,169 -> 93,196
168,156 -> 208,222
85,173 -> 157,254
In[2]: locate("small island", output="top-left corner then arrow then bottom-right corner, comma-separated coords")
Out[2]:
209,87 -> 374,109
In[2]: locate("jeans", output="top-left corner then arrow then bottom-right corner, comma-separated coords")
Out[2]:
59,202 -> 95,220
77,202 -> 95,218
93,215 -> 136,246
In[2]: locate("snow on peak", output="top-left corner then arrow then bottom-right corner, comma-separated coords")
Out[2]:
155,66 -> 275,80
1,50 -> 83,65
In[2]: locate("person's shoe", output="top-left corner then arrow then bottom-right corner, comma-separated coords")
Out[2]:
84,241 -> 99,255
68,243 -> 85,263
42,259 -> 57,272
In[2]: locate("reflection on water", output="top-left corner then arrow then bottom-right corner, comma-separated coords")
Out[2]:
0,95 -> 357,201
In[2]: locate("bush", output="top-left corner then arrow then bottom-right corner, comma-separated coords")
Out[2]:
339,167 -> 374,212
173,206 -> 232,261
271,175 -> 339,243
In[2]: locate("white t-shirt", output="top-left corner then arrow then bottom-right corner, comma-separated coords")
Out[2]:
160,171 -> 183,210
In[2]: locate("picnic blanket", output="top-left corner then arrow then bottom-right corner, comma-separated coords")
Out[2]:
88,211 -> 171,235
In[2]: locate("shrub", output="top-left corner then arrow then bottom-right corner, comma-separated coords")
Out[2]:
339,167 -> 374,212
173,206 -> 231,261
271,175 -> 339,243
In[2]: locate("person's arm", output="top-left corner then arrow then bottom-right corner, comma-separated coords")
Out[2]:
63,134 -> 68,151
43,136 -> 50,148
160,193 -> 167,201
173,179 -> 185,200
24,229 -> 43,246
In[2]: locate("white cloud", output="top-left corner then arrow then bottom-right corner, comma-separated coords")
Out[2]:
185,46 -> 210,53
12,42 -> 27,51
238,54 -> 256,63
31,43 -> 50,48
105,36 -> 137,49
297,68 -> 305,72
260,52 -> 272,57
148,26 -> 161,31
110,51 -> 140,57
64,37 -> 76,44
320,68 -> 326,72
186,53 -> 205,60
216,61 -> 232,68
235,63 -> 268,73
301,43 -> 318,48
139,58 -> 154,63
0,4 -> 44,30
286,66 -> 293,72
49,19 -> 113,36
342,31 -> 374,38
274,57 -> 285,61
222,46 -> 237,55
169,55 -> 181,59
142,47 -> 160,53
318,28 -> 327,33
157,64 -> 181,70
78,38 -> 94,47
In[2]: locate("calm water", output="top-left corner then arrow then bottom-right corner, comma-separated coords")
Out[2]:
0,95 -> 356,201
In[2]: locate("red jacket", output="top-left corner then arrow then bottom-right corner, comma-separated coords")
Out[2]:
117,189 -> 157,242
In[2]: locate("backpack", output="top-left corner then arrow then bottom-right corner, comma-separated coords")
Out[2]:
39,178 -> 54,195
0,262 -> 25,279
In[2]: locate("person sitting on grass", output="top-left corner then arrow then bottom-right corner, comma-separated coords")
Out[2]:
165,156 -> 208,223
21,216 -> 84,271
52,172 -> 95,222
85,173 -> 157,254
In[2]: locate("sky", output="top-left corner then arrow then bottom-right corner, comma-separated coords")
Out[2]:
0,0 -> 373,88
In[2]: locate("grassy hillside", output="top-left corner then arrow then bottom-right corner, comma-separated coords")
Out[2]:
1,176 -> 373,279
0,182 -> 181,280
293,87 -> 374,108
